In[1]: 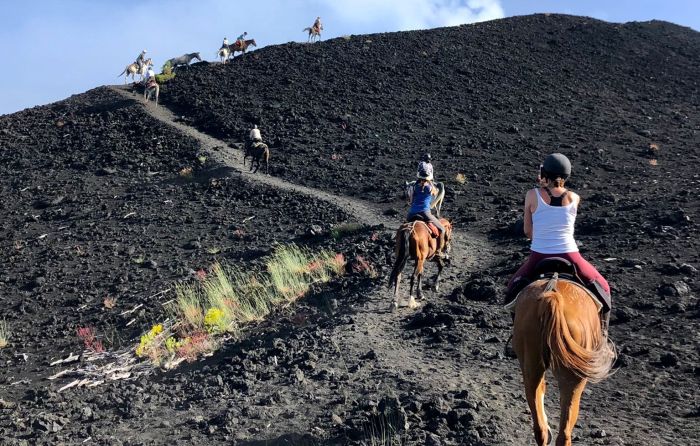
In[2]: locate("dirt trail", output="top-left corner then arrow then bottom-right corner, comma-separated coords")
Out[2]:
107,86 -> 539,444
110,85 -> 402,231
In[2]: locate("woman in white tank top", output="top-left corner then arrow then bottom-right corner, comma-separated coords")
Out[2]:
505,153 -> 611,332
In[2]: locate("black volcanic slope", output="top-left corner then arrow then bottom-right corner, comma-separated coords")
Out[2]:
0,13 -> 698,446
160,13 -> 698,443
164,14 -> 700,220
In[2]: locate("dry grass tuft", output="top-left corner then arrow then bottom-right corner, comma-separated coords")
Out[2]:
137,245 -> 346,366
0,319 -> 9,348
179,166 -> 193,178
103,296 -> 117,309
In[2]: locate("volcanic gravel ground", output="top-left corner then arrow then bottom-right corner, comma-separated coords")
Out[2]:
158,13 -> 699,445
0,13 -> 698,446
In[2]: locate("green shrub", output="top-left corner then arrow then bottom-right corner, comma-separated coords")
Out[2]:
155,73 -> 175,84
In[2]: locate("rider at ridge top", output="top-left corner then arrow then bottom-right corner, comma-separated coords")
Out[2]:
235,32 -> 248,48
135,50 -> 147,69
313,16 -> 322,33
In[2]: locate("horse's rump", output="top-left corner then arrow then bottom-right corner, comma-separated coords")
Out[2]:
519,280 -> 616,382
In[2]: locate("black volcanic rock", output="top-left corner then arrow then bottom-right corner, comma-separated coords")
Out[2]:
0,13 -> 699,446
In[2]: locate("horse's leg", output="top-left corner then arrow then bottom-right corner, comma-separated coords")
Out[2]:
409,257 -> 425,307
393,271 -> 402,304
433,258 -> 444,292
555,368 -> 587,446
155,85 -> 159,106
522,361 -> 550,446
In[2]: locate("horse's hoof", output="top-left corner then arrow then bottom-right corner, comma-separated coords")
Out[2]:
391,301 -> 399,311
407,296 -> 420,309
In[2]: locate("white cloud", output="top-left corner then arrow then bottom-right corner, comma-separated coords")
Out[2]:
322,0 -> 504,30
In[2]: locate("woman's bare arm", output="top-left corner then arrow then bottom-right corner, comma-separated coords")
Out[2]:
523,190 -> 534,240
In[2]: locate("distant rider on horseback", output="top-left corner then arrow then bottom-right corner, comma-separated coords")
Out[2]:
145,66 -> 156,84
221,37 -> 229,50
249,124 -> 262,143
312,16 -> 323,34
235,32 -> 248,49
135,50 -> 147,70
406,165 -> 446,258
504,153 -> 611,332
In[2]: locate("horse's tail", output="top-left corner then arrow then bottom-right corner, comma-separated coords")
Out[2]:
388,226 -> 411,289
303,27 -> 311,32
117,67 -> 126,77
540,285 -> 616,382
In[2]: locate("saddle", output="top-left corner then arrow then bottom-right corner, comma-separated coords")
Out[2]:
406,216 -> 439,238
507,258 -> 609,312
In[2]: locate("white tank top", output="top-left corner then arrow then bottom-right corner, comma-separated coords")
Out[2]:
530,188 -> 579,254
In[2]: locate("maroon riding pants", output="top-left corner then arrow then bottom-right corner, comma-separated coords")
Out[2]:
507,251 -> 610,294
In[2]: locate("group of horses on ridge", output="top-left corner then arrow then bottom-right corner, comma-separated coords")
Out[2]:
388,181 -> 615,446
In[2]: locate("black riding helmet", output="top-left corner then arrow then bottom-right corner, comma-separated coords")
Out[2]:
541,153 -> 571,181
421,153 -> 432,162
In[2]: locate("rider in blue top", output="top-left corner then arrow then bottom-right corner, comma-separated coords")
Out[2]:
407,165 -> 446,257
235,32 -> 248,48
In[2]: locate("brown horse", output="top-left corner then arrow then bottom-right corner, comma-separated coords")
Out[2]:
387,218 -> 452,309
227,39 -> 257,59
303,26 -> 322,42
243,141 -> 269,174
512,277 -> 616,446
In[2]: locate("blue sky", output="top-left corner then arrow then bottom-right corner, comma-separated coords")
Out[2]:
0,0 -> 697,115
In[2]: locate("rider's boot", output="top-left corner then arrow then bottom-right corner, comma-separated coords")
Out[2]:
503,277 -> 530,307
435,231 -> 446,259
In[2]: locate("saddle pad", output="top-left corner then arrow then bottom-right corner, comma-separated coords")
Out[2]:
427,223 -> 439,238
504,278 -> 602,313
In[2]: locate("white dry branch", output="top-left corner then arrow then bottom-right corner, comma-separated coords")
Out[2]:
50,349 -> 157,391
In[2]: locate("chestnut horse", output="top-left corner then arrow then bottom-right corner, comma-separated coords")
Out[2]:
227,39 -> 257,59
512,276 -> 616,446
387,218 -> 452,309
